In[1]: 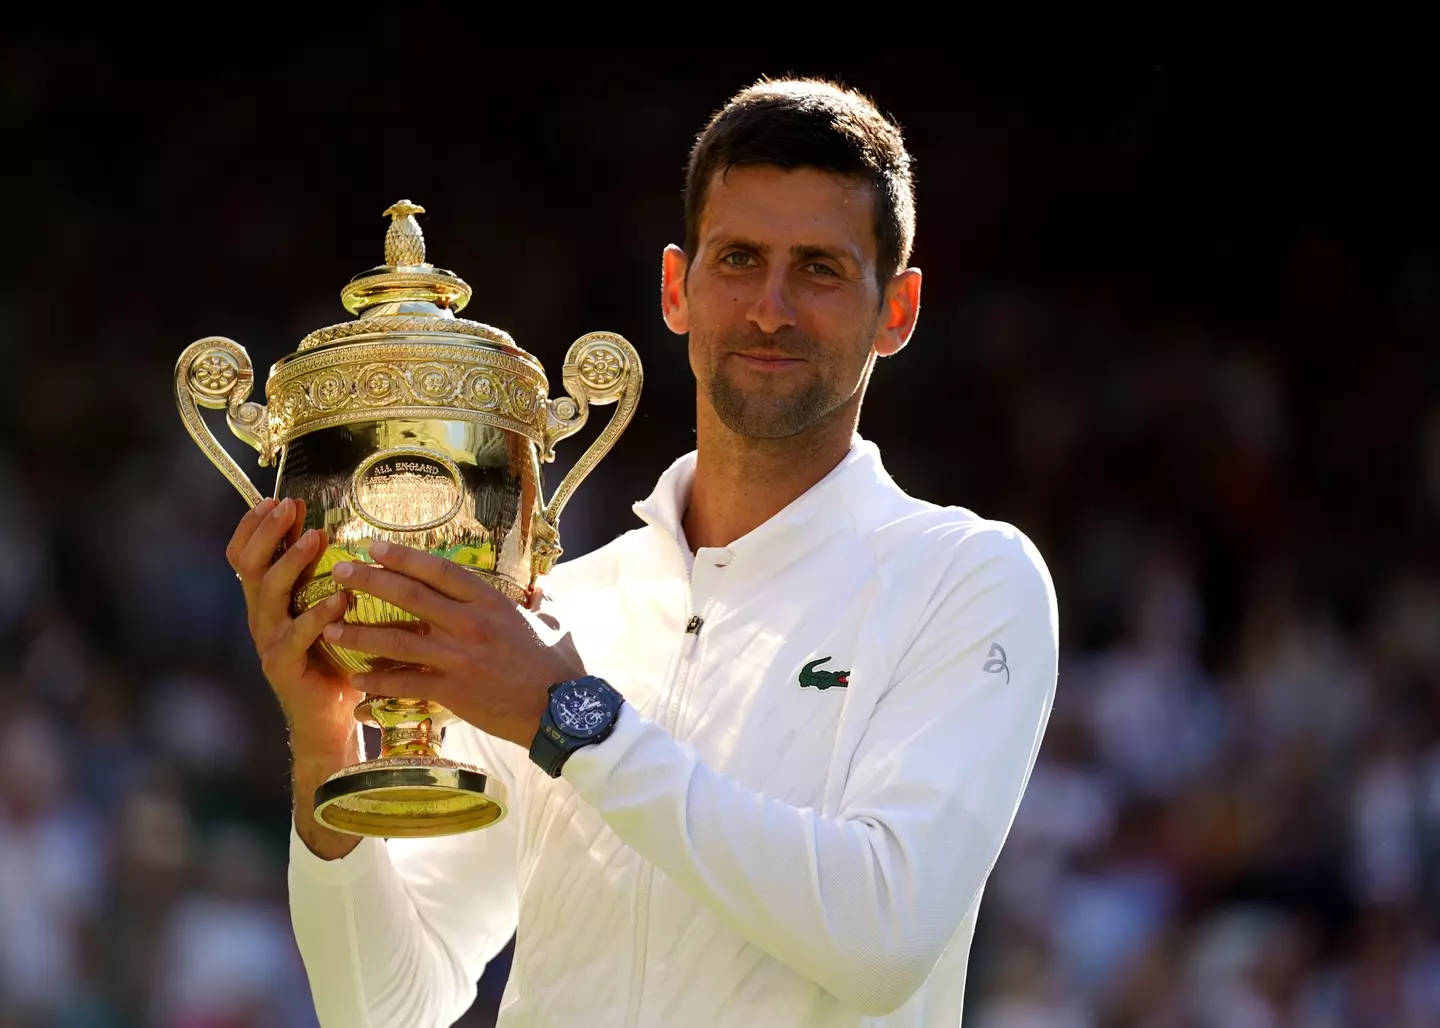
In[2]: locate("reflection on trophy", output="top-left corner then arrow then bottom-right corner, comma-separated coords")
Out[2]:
175,200 -> 641,839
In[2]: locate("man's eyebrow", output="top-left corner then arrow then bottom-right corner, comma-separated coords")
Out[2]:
707,235 -> 770,254
706,237 -> 862,266
791,244 -> 861,266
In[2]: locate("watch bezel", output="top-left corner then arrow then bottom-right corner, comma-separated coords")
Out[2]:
549,677 -> 618,740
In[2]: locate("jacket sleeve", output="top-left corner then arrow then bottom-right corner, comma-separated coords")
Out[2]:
562,526 -> 1058,1016
288,729 -> 522,1028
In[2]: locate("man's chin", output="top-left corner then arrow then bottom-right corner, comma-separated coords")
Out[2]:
707,374 -> 835,440
712,402 -> 825,440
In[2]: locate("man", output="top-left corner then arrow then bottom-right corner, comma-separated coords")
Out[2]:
229,77 -> 1059,1027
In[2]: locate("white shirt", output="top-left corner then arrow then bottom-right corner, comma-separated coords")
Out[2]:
289,437 -> 1059,1027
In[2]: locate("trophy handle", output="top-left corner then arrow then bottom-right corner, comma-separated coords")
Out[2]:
175,337 -> 272,509
535,331 -> 642,573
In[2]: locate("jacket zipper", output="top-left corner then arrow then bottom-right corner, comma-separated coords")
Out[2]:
625,545 -> 701,1028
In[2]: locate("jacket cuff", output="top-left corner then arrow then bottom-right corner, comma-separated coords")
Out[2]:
288,823 -> 388,885
561,701 -> 646,798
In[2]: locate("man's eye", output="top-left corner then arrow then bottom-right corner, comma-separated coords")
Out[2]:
723,252 -> 756,268
806,263 -> 838,276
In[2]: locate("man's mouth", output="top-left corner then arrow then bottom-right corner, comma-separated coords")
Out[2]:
733,352 -> 804,368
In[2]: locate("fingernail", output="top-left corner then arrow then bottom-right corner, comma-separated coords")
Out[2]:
351,673 -> 367,689
300,529 -> 317,548
328,591 -> 349,608
332,562 -> 353,580
323,624 -> 343,641
371,540 -> 391,559
270,499 -> 290,520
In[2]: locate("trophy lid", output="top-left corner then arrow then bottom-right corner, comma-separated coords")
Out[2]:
267,200 -> 546,458
339,200 -> 474,315
294,200 -> 525,354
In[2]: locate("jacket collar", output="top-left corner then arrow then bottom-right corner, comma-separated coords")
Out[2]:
632,434 -> 889,566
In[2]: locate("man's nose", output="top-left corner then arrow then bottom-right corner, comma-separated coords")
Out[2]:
746,268 -> 798,335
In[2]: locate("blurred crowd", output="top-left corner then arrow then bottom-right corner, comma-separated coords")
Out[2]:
3,44 -> 1438,1027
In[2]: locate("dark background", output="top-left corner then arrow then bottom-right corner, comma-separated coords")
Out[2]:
2,38 -> 1437,1026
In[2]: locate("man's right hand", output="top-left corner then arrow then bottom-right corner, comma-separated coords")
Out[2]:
228,496 -> 363,859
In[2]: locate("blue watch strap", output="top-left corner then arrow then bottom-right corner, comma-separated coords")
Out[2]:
530,705 -> 572,778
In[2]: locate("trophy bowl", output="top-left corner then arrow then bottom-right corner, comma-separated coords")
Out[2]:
175,200 -> 641,838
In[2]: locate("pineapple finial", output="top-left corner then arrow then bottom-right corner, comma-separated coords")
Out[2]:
383,200 -> 427,267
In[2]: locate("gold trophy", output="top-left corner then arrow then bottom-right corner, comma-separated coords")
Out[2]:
175,200 -> 641,839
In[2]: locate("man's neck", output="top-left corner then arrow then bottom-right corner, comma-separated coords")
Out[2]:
681,405 -> 858,551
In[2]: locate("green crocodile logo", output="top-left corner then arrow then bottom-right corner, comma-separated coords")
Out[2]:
799,657 -> 850,690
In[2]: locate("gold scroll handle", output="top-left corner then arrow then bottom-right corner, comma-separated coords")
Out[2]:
534,331 -> 643,574
174,337 -> 271,509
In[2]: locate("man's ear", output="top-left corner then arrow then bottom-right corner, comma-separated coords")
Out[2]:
661,244 -> 689,336
874,268 -> 922,357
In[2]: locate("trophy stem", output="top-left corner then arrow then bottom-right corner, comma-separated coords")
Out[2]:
313,694 -> 507,839
356,695 -> 449,760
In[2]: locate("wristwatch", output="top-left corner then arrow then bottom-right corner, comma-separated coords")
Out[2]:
529,675 -> 624,778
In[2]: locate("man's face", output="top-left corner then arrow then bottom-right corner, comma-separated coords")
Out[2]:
666,165 -> 892,439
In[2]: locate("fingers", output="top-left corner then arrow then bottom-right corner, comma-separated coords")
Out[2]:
331,560 -> 467,631
285,498 -> 309,547
369,539 -> 489,602
322,621 -> 448,667
261,591 -> 350,682
226,497 -> 280,573
236,498 -> 302,595
257,528 -> 325,627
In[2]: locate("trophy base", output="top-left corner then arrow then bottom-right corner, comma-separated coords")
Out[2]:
313,756 -> 508,839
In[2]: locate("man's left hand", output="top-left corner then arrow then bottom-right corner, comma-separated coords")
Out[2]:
322,540 -> 585,749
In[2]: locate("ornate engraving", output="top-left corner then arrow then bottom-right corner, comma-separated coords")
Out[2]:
465,369 -> 504,411
511,383 -> 537,419
357,364 -> 405,406
190,351 -> 240,395
578,345 -> 623,388
311,369 -> 350,411
266,342 -> 551,450
298,316 -> 518,353
280,383 -> 308,419
412,362 -> 456,402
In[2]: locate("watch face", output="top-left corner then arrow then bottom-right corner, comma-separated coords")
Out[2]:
554,681 -> 613,738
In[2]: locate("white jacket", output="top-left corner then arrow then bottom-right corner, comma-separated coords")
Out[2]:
289,437 -> 1059,1027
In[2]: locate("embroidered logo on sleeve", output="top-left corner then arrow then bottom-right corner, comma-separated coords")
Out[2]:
799,657 -> 850,690
983,643 -> 1010,683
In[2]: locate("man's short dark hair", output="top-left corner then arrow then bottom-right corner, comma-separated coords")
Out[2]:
683,77 -> 917,288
